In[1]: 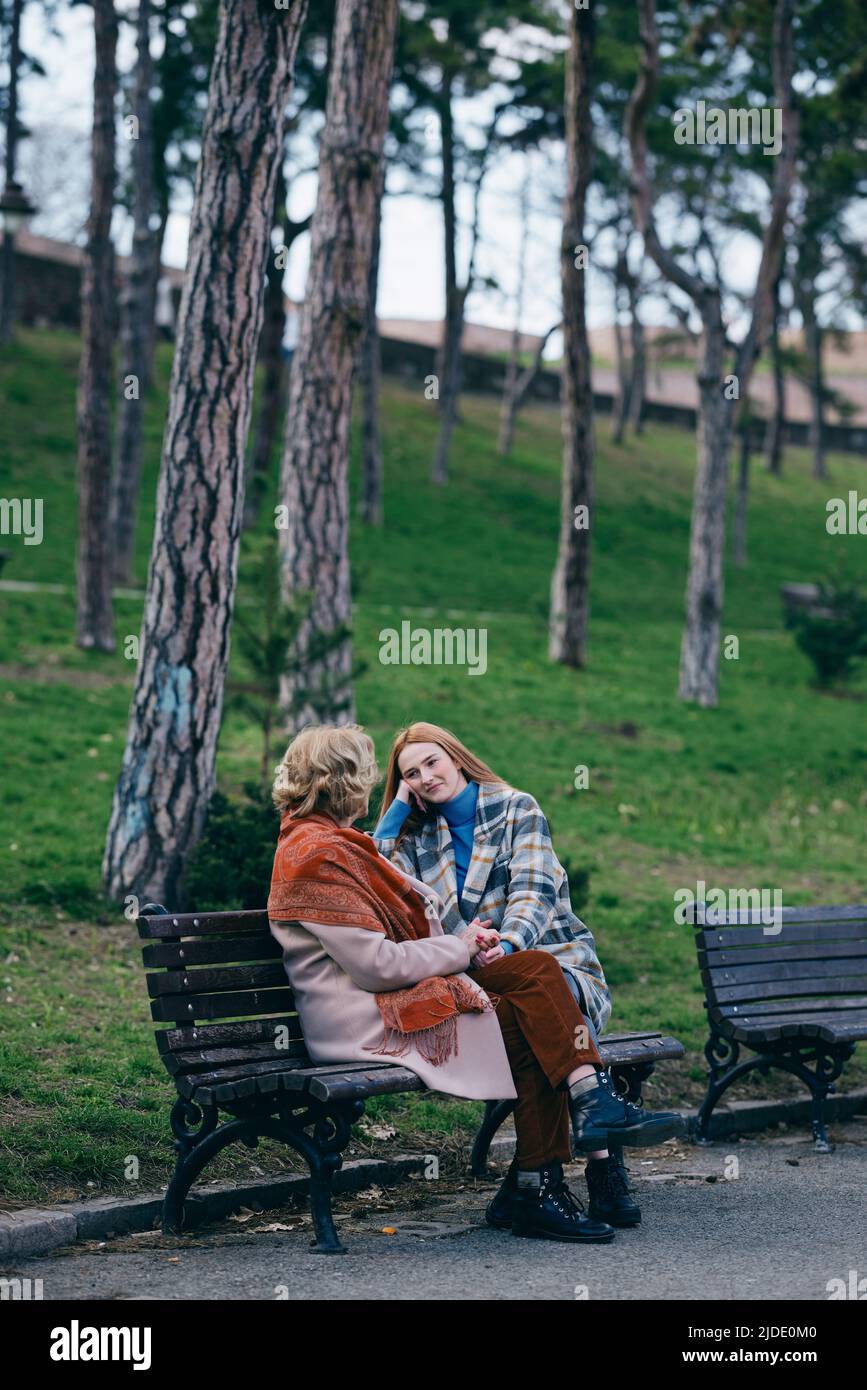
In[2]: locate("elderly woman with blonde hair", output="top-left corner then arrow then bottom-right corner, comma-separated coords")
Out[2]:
267,724 -> 674,1245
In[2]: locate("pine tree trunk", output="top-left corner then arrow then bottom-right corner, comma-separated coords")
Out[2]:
498,321 -> 560,459
76,0 -> 119,652
432,291 -> 464,484
549,3 -> 594,668
611,294 -> 629,444
244,163 -> 288,530
764,285 -> 785,474
110,0 -> 155,587
677,308 -> 733,704
804,305 -> 826,480
432,74 -> 461,486
142,208 -> 168,394
733,426 -> 750,569
628,286 -> 646,434
497,171 -> 530,458
277,0 -> 399,731
359,159 -> 386,525
103,0 -> 309,905
498,324 -> 522,457
0,0 -> 23,344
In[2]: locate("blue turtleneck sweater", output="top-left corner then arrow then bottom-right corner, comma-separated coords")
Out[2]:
374,781 -> 514,949
438,779 -> 478,901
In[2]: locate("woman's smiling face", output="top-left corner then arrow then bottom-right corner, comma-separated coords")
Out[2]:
397,741 -> 467,804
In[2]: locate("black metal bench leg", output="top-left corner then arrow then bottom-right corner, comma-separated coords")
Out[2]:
694,1030 -> 767,1144
163,1102 -> 256,1235
306,1151 -> 346,1254
470,1099 -> 516,1177
259,1099 -> 363,1254
162,1096 -> 362,1250
805,1047 -> 852,1154
811,1087 -> 832,1154
695,1072 -> 734,1144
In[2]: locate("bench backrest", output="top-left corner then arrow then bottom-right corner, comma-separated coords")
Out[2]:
691,903 -> 867,1026
137,904 -> 309,1080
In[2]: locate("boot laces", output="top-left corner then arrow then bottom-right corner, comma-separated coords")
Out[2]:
606,1161 -> 632,1198
543,1173 -> 587,1218
601,1068 -> 645,1118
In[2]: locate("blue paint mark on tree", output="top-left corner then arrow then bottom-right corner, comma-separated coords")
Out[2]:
156,661 -> 194,739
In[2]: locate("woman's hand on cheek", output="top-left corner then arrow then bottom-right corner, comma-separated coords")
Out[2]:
398,778 -> 427,815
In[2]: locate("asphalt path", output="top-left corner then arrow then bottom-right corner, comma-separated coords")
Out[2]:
7,1124 -> 867,1301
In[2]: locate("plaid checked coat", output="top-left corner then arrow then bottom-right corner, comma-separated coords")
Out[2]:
372,780 -> 611,1035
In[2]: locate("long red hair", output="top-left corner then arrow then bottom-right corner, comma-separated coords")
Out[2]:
378,722 -> 509,845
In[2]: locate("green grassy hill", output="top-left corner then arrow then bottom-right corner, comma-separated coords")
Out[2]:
1,326 -> 865,1203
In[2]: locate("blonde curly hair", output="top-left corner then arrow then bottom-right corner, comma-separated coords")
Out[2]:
272,724 -> 380,822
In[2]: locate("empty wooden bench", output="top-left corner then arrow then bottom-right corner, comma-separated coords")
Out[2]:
138,902 -> 685,1252
691,902 -> 867,1151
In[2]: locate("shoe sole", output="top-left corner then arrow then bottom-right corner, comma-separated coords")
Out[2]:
603,1115 -> 686,1148
491,1207 -> 637,1232
511,1224 -> 615,1244
574,1115 -> 685,1152
571,1126 -> 612,1154
485,1213 -> 513,1231
588,1209 -> 641,1227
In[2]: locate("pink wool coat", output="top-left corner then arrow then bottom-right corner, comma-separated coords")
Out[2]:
269,866 -> 518,1101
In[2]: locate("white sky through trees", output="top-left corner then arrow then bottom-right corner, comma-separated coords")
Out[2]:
10,3 -> 866,353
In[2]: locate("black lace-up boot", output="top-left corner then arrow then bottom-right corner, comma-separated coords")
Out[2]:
510,1162 -> 615,1243
585,1150 -> 641,1226
569,1067 -> 685,1152
485,1161 -> 518,1230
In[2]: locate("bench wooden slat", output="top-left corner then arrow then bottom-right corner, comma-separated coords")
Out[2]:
692,905 -> 867,933
592,1030 -> 666,1043
696,920 -> 867,950
179,1056 -> 319,1094
150,988 -> 294,1023
138,910 -> 270,939
703,957 -> 867,990
177,1033 -> 686,1105
711,975 -> 867,1005
146,962 -> 288,997
726,1013 -> 867,1044
155,1015 -> 303,1054
596,1036 -> 684,1064
711,994 -> 867,1021
187,1060 -> 416,1106
185,1069 -> 305,1105
160,1039 -> 311,1076
698,941 -> 867,969
307,1068 -> 427,1103
142,936 -> 283,968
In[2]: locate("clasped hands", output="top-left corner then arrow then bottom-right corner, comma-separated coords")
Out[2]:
462,916 -> 506,968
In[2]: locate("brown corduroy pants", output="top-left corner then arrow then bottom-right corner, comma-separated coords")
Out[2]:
467,948 -> 602,1169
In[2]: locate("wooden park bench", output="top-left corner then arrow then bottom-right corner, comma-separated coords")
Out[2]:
691,902 -> 867,1152
138,902 -> 685,1253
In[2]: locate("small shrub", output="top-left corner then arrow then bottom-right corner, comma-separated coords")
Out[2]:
786,583 -> 867,686
181,783 -> 279,912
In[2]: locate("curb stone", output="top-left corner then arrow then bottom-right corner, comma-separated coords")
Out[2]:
2,1088 -> 866,1262
0,1155 -> 429,1261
